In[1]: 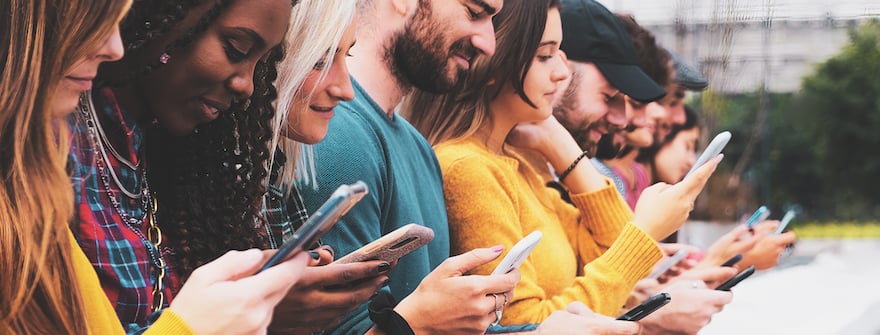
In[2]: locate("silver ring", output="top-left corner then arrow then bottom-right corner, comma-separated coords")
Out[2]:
492,293 -> 504,326
691,280 -> 701,289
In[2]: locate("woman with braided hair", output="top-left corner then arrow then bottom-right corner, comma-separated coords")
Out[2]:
67,0 -> 305,332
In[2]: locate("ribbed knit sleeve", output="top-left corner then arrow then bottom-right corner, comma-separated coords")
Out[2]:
437,140 -> 662,324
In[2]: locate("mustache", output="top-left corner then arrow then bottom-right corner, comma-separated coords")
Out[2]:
450,39 -> 478,62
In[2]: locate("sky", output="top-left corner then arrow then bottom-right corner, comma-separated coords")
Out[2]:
596,0 -> 880,25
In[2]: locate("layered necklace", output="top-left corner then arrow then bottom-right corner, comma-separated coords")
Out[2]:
78,92 -> 167,312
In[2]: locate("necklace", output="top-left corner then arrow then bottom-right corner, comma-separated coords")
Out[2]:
81,93 -> 144,199
78,92 -> 167,312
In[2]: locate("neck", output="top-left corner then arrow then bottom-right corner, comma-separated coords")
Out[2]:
111,86 -> 150,123
481,98 -> 520,155
348,29 -> 410,117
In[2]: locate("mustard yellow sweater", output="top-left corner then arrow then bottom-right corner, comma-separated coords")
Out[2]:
435,139 -> 663,324
69,231 -> 193,334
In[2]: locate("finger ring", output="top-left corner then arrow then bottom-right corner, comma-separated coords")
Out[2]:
502,292 -> 510,306
491,293 -> 504,326
691,280 -> 700,289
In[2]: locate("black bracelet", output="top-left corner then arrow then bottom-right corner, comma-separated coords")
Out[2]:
557,150 -> 589,183
368,291 -> 415,335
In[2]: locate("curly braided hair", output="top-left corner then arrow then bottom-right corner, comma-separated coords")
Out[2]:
109,0 -> 283,279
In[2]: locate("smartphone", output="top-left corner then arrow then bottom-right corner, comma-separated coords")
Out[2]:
649,249 -> 689,279
744,206 -> 771,228
492,231 -> 543,275
685,131 -> 731,178
775,210 -> 796,235
721,254 -> 743,267
616,293 -> 671,321
334,224 -> 435,264
258,181 -> 368,273
715,265 -> 756,291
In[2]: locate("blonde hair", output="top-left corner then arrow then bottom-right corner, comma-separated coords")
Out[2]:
271,0 -> 357,190
0,0 -> 130,333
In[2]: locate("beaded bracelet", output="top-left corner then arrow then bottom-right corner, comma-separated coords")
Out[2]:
557,150 -> 589,183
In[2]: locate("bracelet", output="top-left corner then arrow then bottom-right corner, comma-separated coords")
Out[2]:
368,291 -> 415,335
557,150 -> 589,183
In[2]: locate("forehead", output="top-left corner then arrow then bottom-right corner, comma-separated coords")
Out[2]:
216,0 -> 291,46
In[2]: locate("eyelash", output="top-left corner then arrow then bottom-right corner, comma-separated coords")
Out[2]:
223,40 -> 247,63
467,7 -> 483,19
313,52 -> 354,71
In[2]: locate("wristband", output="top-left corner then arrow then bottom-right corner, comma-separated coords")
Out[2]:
368,291 -> 415,335
557,150 -> 589,183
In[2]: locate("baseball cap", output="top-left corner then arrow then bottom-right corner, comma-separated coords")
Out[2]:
670,51 -> 709,91
559,0 -> 666,102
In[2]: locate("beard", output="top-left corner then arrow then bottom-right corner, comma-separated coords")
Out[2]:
386,2 -> 475,93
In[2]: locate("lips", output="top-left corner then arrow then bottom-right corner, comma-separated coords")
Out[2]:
66,76 -> 95,91
310,105 -> 336,119
198,98 -> 230,121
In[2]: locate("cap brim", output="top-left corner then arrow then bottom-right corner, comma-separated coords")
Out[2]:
671,52 -> 709,91
594,63 -> 666,102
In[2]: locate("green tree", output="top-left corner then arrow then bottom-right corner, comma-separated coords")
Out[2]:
789,19 -> 880,220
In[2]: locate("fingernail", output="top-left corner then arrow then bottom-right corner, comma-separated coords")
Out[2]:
748,227 -> 755,235
492,245 -> 505,253
377,262 -> 391,274
309,251 -> 320,260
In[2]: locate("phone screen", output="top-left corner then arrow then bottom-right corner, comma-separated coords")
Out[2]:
258,181 -> 368,273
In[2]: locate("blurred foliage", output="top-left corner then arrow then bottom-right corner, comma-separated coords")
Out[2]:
707,19 -> 880,222
792,222 -> 880,238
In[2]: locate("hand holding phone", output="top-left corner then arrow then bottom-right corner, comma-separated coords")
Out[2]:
258,181 -> 368,273
617,293 -> 671,321
685,131 -> 731,178
775,210 -> 796,235
492,231 -> 542,275
715,265 -> 756,291
744,206 -> 771,228
334,224 -> 435,264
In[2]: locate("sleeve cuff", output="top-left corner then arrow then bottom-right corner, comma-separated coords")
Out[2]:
595,224 -> 663,282
145,310 -> 196,335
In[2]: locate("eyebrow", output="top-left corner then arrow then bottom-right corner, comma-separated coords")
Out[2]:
539,41 -> 559,47
232,27 -> 266,48
469,0 -> 498,15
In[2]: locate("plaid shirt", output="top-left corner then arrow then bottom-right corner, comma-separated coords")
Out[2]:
263,149 -> 307,247
68,88 -> 180,334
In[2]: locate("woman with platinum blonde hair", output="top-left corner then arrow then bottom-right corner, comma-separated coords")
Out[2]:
264,1 -> 392,334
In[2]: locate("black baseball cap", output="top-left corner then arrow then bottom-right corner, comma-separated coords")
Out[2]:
559,0 -> 666,102
670,51 -> 709,91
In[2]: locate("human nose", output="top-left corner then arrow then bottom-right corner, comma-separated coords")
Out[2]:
327,61 -> 355,102
471,19 -> 496,57
98,27 -> 125,62
228,64 -> 256,99
551,55 -> 571,83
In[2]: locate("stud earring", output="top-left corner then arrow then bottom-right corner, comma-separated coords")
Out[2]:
159,53 -> 171,64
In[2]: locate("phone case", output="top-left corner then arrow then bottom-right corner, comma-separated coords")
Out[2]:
715,265 -> 756,291
686,131 -> 731,178
617,293 -> 671,321
335,224 -> 435,264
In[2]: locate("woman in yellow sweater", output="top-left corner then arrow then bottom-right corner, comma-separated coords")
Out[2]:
0,0 -> 310,333
403,0 -> 722,325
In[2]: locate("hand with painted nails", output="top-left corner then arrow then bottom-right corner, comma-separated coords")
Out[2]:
269,246 -> 393,334
390,246 -> 520,335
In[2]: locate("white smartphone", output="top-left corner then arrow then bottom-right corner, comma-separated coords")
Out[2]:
492,231 -> 542,275
685,131 -> 731,178
744,205 -> 771,228
334,224 -> 435,264
775,210 -> 796,235
259,181 -> 368,273
648,249 -> 689,279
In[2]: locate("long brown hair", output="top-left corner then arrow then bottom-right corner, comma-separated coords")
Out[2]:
403,0 -> 561,146
0,0 -> 130,333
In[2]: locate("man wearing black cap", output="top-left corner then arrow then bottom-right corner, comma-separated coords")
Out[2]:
553,0 -> 667,153
655,51 -> 709,140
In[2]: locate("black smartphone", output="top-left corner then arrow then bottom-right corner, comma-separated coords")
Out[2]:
616,293 -> 671,321
257,181 -> 368,273
721,254 -> 743,267
715,265 -> 756,291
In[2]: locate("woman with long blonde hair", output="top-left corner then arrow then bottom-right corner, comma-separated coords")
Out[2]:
1,0 -> 311,334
